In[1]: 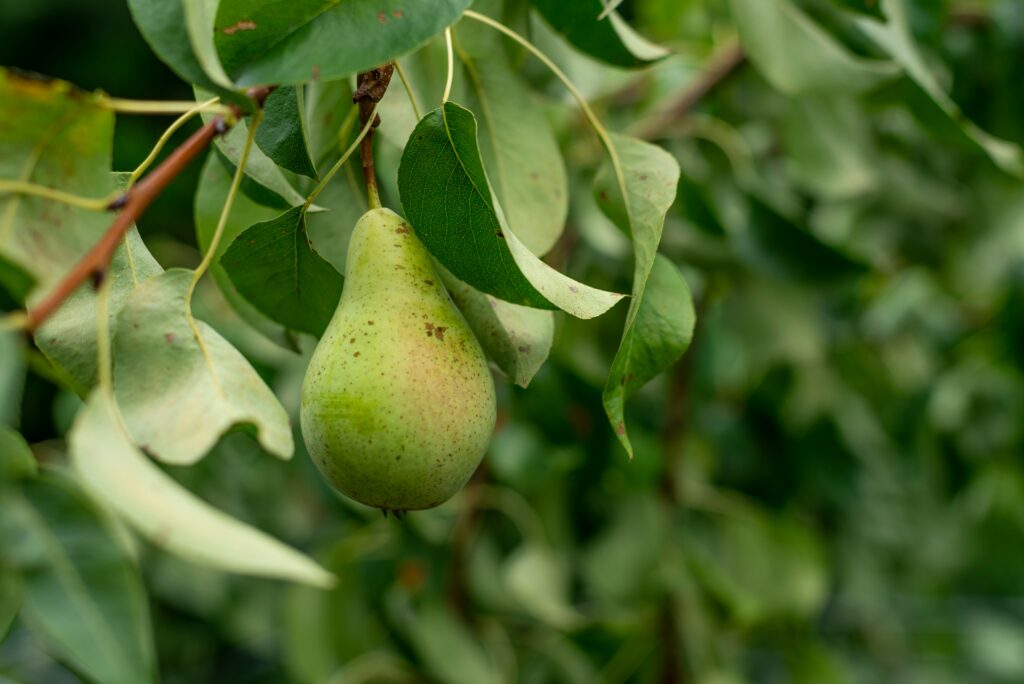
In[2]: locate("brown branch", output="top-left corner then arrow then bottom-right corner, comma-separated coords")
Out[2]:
353,64 -> 394,209
633,41 -> 746,140
25,86 -> 273,331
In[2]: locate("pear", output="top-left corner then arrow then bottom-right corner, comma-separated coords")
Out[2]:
300,208 -> 496,511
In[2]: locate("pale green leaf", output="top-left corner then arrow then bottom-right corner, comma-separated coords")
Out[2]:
113,269 -> 293,465
730,0 -> 899,95
69,390 -> 334,588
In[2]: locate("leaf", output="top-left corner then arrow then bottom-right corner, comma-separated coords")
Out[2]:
113,269 -> 293,465
398,103 -> 623,319
0,468 -> 156,684
221,205 -> 343,337
0,253 -> 34,302
454,20 -> 568,256
0,565 -> 18,641
738,195 -> 868,282
255,86 -> 317,179
0,329 -> 25,428
781,96 -> 877,198
182,0 -> 235,88
214,0 -> 473,86
396,602 -> 501,684
729,0 -> 899,95
530,0 -> 670,68
594,134 -> 684,456
0,69 -> 163,390
0,427 -> 36,480
503,544 -> 580,628
856,0 -> 1024,176
127,0 -> 244,105
69,391 -> 334,588
443,270 -> 554,387
194,154 -> 296,348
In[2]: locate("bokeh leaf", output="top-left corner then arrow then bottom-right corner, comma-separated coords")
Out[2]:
69,390 -> 334,588
730,0 -> 899,95
0,427 -> 36,480
255,86 -> 317,179
530,0 -> 670,68
113,269 -> 293,465
221,205 -> 343,337
595,134 -> 685,455
0,330 -> 25,427
0,468 -> 156,684
398,103 -> 623,318
397,601 -> 502,684
214,0 -> 473,86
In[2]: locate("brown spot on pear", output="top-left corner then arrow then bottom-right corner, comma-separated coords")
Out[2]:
300,208 -> 496,510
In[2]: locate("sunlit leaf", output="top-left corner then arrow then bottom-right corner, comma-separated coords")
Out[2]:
531,0 -> 670,68
69,390 -> 334,588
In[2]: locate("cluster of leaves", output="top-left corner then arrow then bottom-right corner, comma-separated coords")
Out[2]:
3,0 -> 1024,682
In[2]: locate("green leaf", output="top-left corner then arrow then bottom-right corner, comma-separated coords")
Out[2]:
781,96 -> 877,198
214,0 -> 473,86
0,253 -> 34,303
221,206 -> 343,337
397,602 -> 501,684
739,195 -> 868,281
454,19 -> 568,256
0,329 -> 25,428
594,134 -> 684,456
530,0 -> 670,68
127,0 -> 244,105
856,0 -> 1024,176
0,468 -> 156,684
0,69 -> 163,390
0,427 -> 36,480
398,103 -> 623,319
503,544 -> 580,628
0,565 -> 19,641
182,0 -> 235,88
194,154 -> 296,348
255,86 -> 317,179
113,269 -> 293,465
730,0 -> 899,95
443,270 -> 554,387
69,391 -> 334,587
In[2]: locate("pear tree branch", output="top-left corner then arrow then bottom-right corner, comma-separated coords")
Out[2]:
26,86 -> 274,331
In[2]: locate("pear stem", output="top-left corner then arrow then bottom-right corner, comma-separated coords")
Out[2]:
353,64 -> 394,210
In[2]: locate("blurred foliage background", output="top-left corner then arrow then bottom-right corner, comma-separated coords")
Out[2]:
3,0 -> 1024,682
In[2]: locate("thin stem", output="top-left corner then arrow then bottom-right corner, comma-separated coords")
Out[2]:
393,60 -> 423,120
0,180 -> 114,211
94,272 -> 114,391
128,97 -> 220,187
190,110 -> 261,288
442,28 -> 455,104
102,97 -> 226,115
305,101 -> 381,209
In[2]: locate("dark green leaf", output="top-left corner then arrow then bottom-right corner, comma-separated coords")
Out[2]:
0,468 -> 156,684
0,330 -> 25,428
530,0 -> 669,68
127,0 -> 244,105
0,253 -> 34,303
594,133 -> 683,455
214,0 -> 473,86
398,103 -> 622,318
739,195 -> 869,281
221,206 -> 343,337
255,86 -> 317,179
0,565 -> 19,641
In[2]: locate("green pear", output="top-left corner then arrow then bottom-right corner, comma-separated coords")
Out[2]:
300,207 -> 496,511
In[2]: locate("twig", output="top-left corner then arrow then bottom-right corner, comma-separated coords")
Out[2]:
26,87 -> 273,331
353,64 -> 394,210
631,41 -> 745,140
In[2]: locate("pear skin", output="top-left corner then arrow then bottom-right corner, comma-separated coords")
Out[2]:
300,208 -> 496,510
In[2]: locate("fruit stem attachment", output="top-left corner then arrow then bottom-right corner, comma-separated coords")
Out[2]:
353,65 -> 394,210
